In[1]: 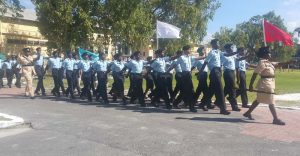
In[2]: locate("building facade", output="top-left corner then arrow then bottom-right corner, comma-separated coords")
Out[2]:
0,9 -> 48,56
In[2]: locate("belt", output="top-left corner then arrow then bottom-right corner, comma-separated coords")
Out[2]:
261,75 -> 275,79
131,73 -> 142,75
23,65 -> 34,67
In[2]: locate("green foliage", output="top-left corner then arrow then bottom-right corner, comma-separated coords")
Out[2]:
33,0 -> 220,54
33,0 -> 94,52
0,0 -> 24,17
213,11 -> 296,62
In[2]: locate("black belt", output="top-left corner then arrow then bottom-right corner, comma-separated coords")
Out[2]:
261,75 -> 275,79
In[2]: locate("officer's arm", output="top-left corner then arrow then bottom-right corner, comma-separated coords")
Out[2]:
249,73 -> 258,92
33,53 -> 41,62
194,55 -> 206,60
236,68 -> 240,85
199,61 -> 208,74
223,51 -> 239,57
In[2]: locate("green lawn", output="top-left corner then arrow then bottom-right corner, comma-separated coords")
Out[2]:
36,69 -> 300,104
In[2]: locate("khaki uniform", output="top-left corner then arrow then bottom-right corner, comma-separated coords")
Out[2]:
254,59 -> 275,104
17,54 -> 37,97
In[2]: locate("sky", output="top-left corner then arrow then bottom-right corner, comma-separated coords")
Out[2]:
22,0 -> 300,36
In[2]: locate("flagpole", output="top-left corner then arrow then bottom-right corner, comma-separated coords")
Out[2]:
262,19 -> 267,47
156,20 -> 159,50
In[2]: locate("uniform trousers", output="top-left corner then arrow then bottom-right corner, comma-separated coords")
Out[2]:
22,66 -> 34,97
207,67 -> 227,111
152,72 -> 171,107
173,72 -> 183,106
13,68 -> 21,87
6,69 -> 13,87
223,69 -> 238,109
112,72 -> 125,100
165,73 -> 174,100
0,69 -> 4,88
34,65 -> 45,94
195,72 -> 210,106
96,71 -> 108,102
52,68 -> 61,95
130,73 -> 145,105
180,72 -> 195,110
81,71 -> 92,101
236,71 -> 248,106
73,69 -> 81,94
65,70 -> 74,96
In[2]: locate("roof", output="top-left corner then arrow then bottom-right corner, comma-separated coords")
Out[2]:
3,9 -> 37,21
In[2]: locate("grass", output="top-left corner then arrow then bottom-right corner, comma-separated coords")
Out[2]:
35,69 -> 300,105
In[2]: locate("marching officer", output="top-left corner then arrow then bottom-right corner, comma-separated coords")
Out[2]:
45,51 -> 63,97
11,55 -> 21,88
34,47 -> 46,96
63,52 -> 76,99
221,44 -> 241,111
171,50 -> 183,109
199,39 -> 231,115
150,49 -> 172,109
93,52 -> 110,104
79,53 -> 93,102
123,51 -> 146,107
108,53 -> 127,105
244,47 -> 285,125
3,56 -> 13,88
192,47 -> 210,111
17,48 -> 40,99
73,53 -> 81,95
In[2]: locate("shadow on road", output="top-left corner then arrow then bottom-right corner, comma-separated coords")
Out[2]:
175,117 -> 271,124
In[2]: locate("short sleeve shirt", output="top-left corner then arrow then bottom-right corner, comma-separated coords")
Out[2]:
125,60 -> 146,74
193,59 -> 208,72
221,52 -> 237,70
205,49 -> 221,70
93,60 -> 110,72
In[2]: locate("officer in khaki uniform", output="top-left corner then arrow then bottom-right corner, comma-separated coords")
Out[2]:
17,48 -> 40,99
244,47 -> 285,125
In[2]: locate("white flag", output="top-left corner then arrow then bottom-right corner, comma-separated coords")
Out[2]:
156,20 -> 181,38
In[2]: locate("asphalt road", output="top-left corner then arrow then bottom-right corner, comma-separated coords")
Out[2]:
0,95 -> 299,156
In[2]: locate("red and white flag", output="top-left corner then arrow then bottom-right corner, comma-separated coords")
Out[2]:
263,20 -> 294,46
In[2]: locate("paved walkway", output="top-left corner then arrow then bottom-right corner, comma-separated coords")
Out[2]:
0,87 -> 299,156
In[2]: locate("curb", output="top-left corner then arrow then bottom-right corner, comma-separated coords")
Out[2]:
0,113 -> 25,129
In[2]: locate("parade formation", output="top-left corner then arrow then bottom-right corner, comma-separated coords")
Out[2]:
0,39 -> 286,125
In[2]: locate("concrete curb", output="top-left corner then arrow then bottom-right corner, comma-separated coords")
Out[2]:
0,113 -> 25,129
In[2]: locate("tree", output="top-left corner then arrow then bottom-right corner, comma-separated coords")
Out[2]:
0,0 -> 24,17
33,0 -> 220,54
33,0 -> 94,52
213,11 -> 296,62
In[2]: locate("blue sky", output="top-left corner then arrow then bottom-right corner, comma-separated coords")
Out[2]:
22,0 -> 300,35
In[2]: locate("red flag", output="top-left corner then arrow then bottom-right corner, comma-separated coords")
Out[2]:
263,20 -> 294,46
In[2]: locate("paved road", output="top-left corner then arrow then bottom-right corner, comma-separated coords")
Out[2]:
0,88 -> 299,156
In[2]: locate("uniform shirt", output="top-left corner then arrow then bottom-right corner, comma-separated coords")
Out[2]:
48,57 -> 62,69
171,59 -> 182,73
110,60 -> 125,73
73,60 -> 80,70
3,61 -> 12,70
35,55 -> 44,66
165,61 -> 174,74
221,52 -> 237,70
63,58 -> 76,71
0,59 -> 3,69
78,60 -> 92,72
237,59 -> 249,72
93,60 -> 110,72
151,57 -> 169,73
11,60 -> 17,67
125,60 -> 146,74
175,55 -> 195,72
205,49 -> 221,70
193,59 -> 208,72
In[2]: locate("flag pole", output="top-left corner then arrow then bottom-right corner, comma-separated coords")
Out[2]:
262,18 -> 267,47
156,20 -> 159,50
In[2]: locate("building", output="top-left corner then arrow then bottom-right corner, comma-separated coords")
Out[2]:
0,9 -> 48,56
